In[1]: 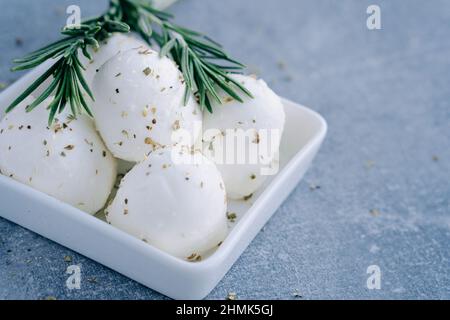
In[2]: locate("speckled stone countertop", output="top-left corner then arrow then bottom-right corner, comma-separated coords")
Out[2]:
0,0 -> 449,300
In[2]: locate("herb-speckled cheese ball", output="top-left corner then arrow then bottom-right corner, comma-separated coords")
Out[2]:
106,148 -> 227,260
91,47 -> 202,162
0,97 -> 117,214
203,74 -> 285,199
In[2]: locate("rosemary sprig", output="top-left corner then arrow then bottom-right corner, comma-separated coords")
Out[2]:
7,3 -> 129,125
118,0 -> 253,112
8,0 -> 251,124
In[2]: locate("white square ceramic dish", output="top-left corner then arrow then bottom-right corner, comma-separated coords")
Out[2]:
0,64 -> 327,299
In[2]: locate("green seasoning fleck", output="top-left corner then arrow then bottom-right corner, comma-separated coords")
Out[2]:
243,193 -> 253,201
186,253 -> 202,262
44,296 -> 57,301
87,277 -> 98,284
226,212 -> 237,223
227,292 -> 237,300
172,120 -> 180,130
143,67 -> 152,76
64,144 -> 75,150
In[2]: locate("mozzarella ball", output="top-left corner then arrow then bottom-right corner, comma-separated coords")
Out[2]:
0,97 -> 117,214
106,148 -> 227,259
91,47 -> 202,162
203,74 -> 285,199
32,33 -> 149,98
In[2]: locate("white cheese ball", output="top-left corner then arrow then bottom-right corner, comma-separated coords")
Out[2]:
203,74 -> 285,199
91,47 -> 202,162
106,148 -> 227,259
32,33 -> 148,98
0,97 -> 117,214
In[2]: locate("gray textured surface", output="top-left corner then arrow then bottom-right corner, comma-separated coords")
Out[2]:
0,0 -> 449,300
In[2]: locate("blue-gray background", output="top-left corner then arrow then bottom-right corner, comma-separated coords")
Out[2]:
0,0 -> 449,300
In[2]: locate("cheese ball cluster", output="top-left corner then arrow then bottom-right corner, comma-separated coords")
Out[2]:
3,32 -> 286,261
